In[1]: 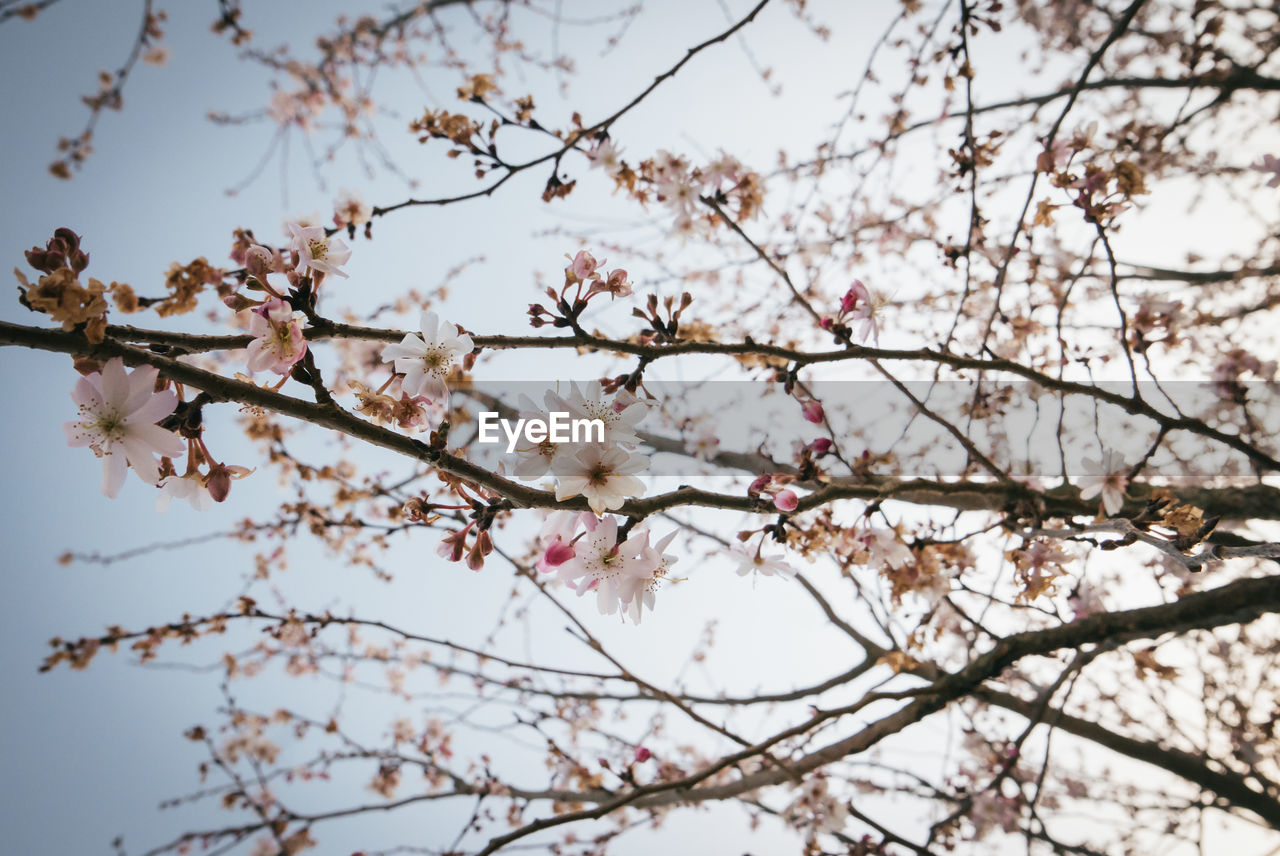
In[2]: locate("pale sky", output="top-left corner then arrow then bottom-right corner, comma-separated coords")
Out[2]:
2,2 -> 1272,854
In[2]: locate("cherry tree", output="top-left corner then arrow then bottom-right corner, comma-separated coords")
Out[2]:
3,0 -> 1280,854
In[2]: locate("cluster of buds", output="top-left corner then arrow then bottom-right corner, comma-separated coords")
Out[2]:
157,396 -> 252,510
348,381 -> 433,433
421,481 -> 508,572
25,227 -> 89,274
527,249 -> 634,329
435,520 -> 494,571
748,473 -> 799,512
632,291 -> 693,345
157,442 -> 253,510
16,227 -> 131,344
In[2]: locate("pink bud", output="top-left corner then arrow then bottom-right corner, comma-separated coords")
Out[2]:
801,399 -> 825,424
222,293 -> 259,312
747,474 -> 771,496
773,489 -> 799,512
542,541 -> 576,567
245,245 -> 273,279
436,529 -> 468,563
809,438 -> 833,454
634,747 -> 652,763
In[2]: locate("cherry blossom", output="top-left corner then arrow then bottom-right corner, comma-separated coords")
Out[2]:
1068,580 -> 1106,620
553,443 -> 648,514
617,527 -> 677,623
286,221 -> 351,279
156,472 -> 212,512
245,298 -> 307,375
508,393 -> 559,479
551,515 -> 650,618
785,775 -> 849,843
730,541 -> 796,580
565,249 -> 604,283
969,790 -> 1022,839
1077,448 -> 1128,516
536,509 -> 594,573
63,358 -> 185,497
548,381 -> 646,447
332,188 -> 372,228
860,527 -> 914,571
380,310 -> 474,401
586,138 -> 623,174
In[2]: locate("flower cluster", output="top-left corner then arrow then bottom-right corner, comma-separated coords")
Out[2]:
538,512 -> 676,623
505,380 -> 650,513
527,249 -> 634,329
16,228 -> 137,344
587,143 -> 764,237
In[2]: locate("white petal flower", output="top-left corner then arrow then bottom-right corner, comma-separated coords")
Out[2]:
554,517 -> 645,614
286,221 -> 352,279
63,358 -> 185,498
510,394 -> 559,479
1077,448 -> 1128,516
380,310 -> 474,401
862,528 -> 914,571
730,543 -> 796,579
157,473 -> 212,512
547,381 -> 646,447
618,529 -> 677,624
553,443 -> 648,514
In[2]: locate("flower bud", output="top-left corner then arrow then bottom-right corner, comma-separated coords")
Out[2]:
773,489 -> 798,512
206,464 -> 232,502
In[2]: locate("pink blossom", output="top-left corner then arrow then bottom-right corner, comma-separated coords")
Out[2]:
64,358 -> 185,497
566,249 -> 605,282
542,540 -> 577,567
245,298 -> 308,375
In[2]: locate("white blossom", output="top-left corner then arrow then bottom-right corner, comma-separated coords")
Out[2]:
380,310 -> 474,401
286,221 -> 352,279
553,443 -> 647,513
1077,448 -> 1128,516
